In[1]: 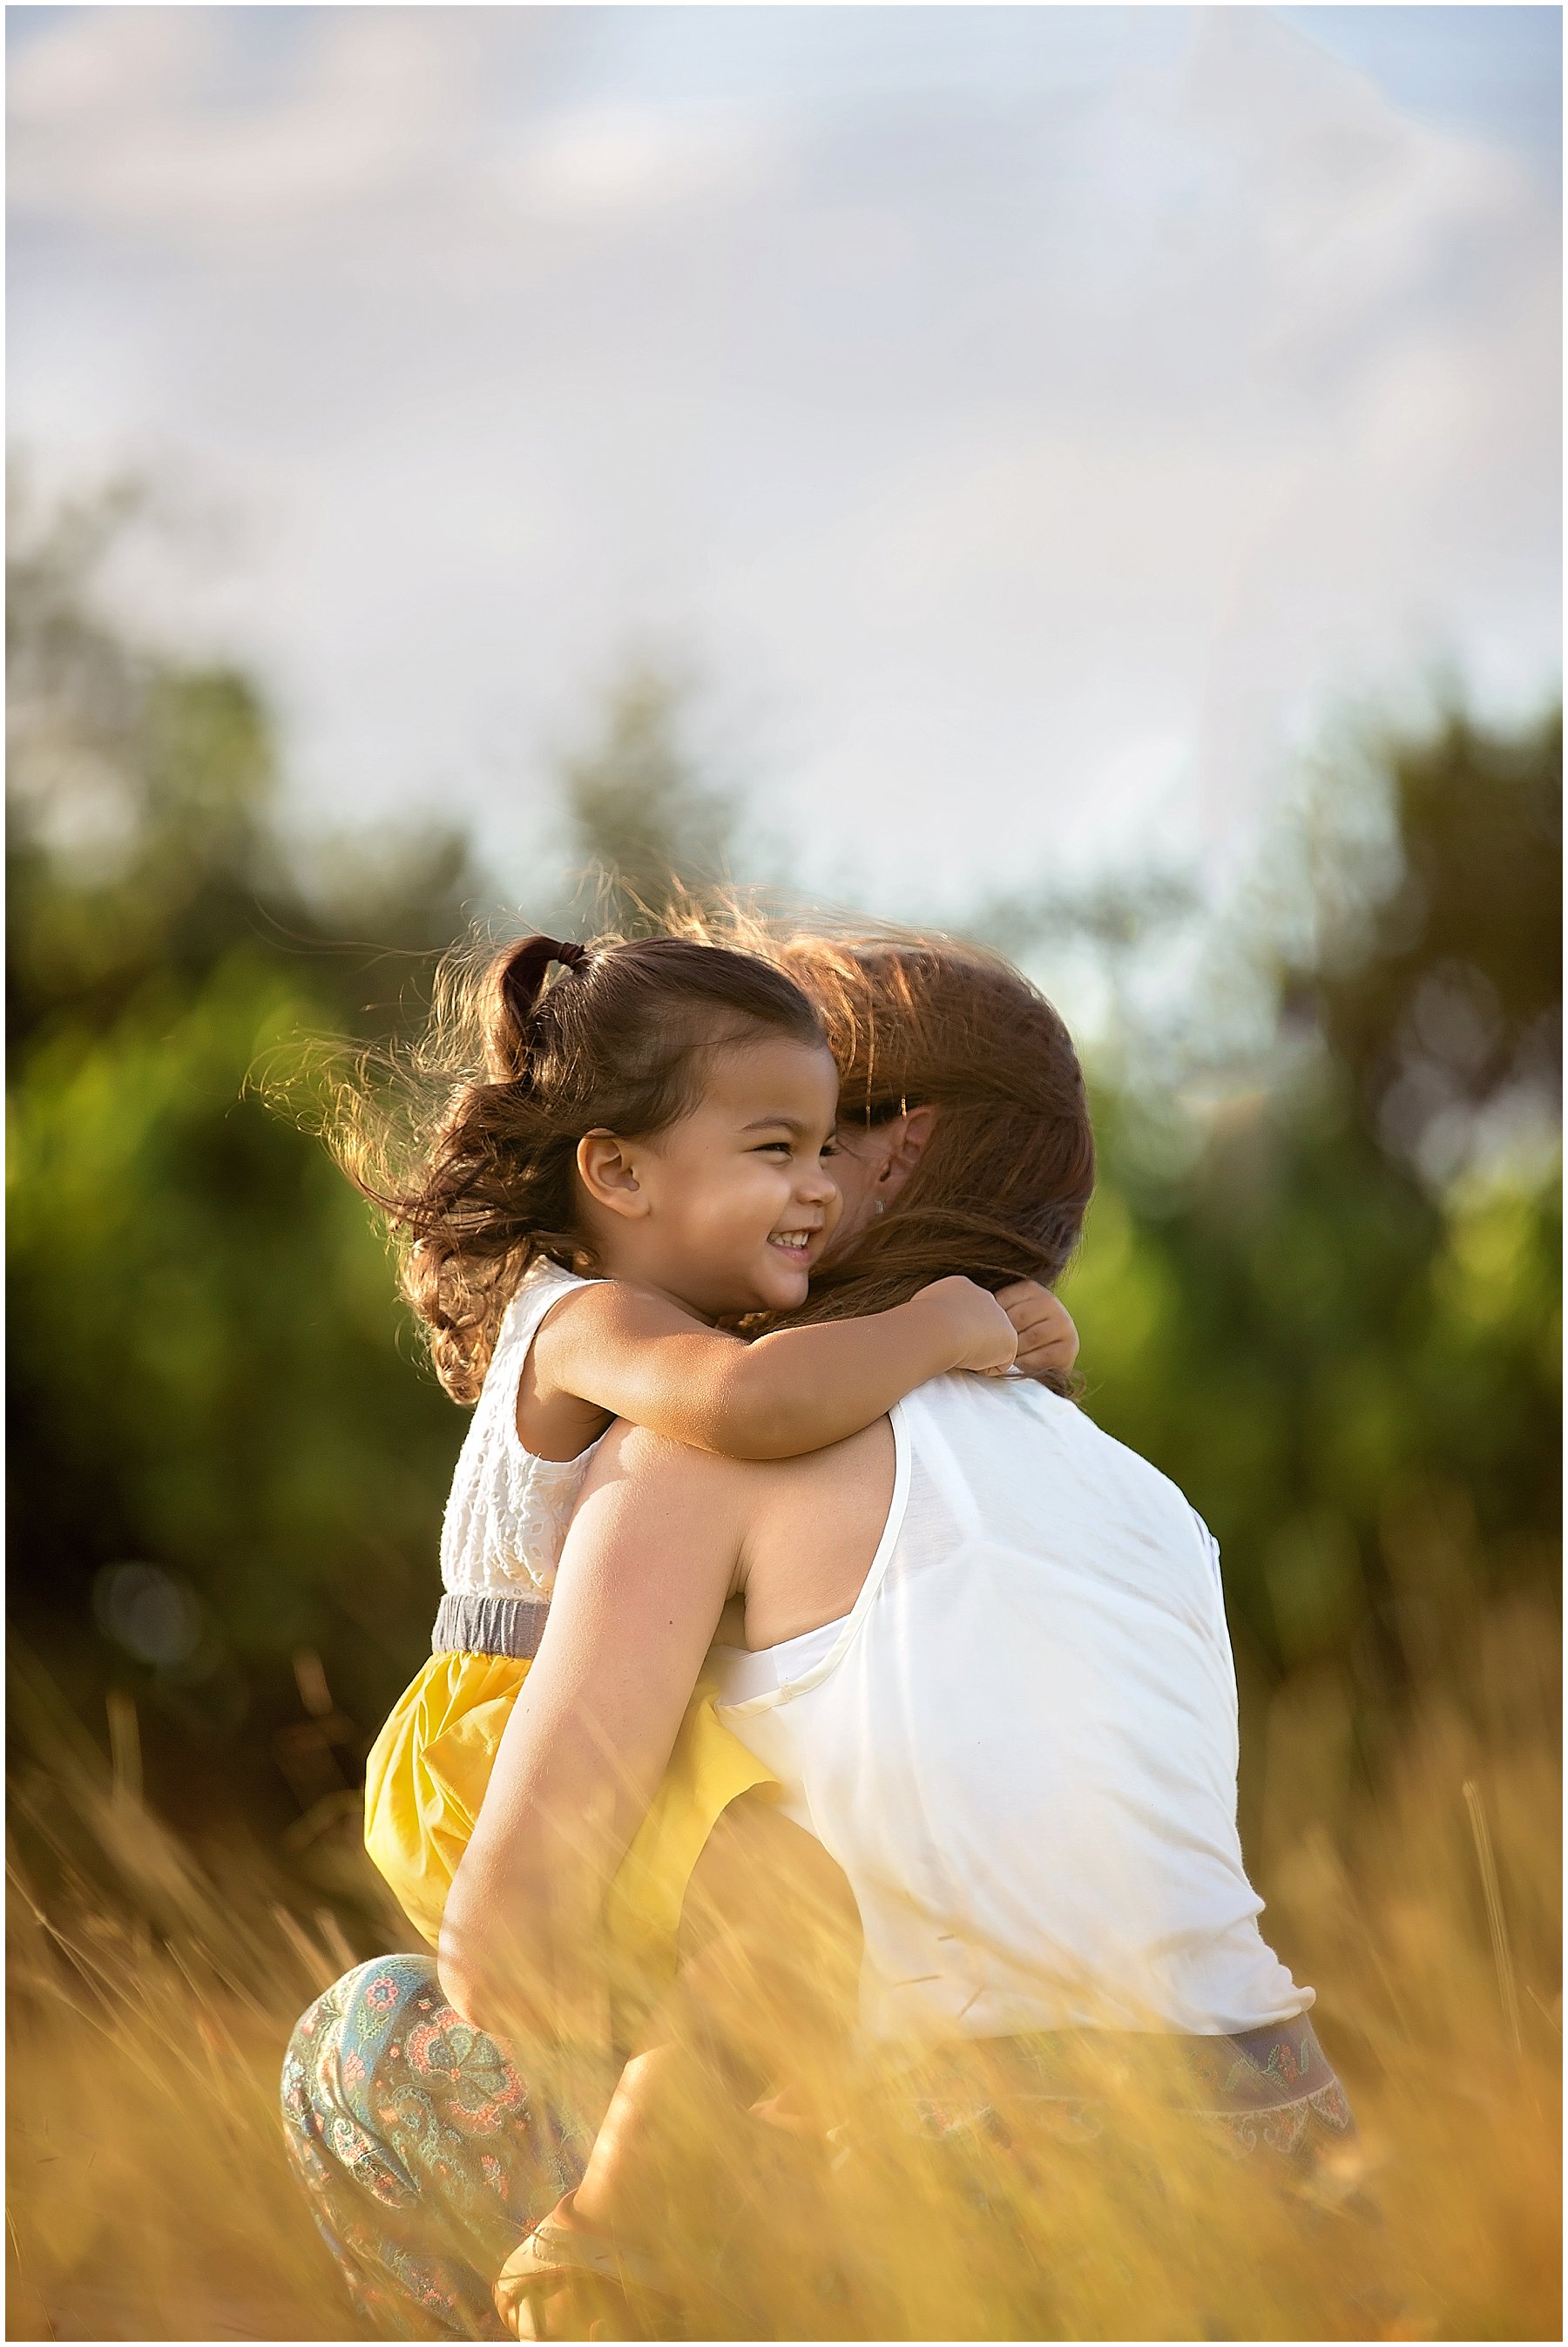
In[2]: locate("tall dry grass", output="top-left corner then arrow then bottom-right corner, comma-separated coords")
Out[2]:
6,1593 -> 1560,2344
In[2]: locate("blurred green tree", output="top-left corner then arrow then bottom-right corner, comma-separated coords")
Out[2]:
1061,699 -> 1561,1755
1297,704 -> 1561,1179
7,478 -> 483,1048
7,484 -> 491,1834
561,665 -> 743,933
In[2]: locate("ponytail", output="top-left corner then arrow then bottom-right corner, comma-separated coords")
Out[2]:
488,936 -> 591,1083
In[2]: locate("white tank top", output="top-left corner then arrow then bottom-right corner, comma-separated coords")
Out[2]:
440,1257 -> 601,1600
709,1373 -> 1310,2046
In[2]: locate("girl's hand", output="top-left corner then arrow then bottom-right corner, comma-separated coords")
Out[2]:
996,1282 -> 1078,1381
915,1275 -> 1019,1376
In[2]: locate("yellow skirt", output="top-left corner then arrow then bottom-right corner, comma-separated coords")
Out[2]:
364,1650 -> 777,1976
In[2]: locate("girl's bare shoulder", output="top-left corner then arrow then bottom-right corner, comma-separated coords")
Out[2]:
535,1274 -> 708,1354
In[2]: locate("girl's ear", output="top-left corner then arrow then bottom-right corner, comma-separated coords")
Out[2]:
576,1132 -> 648,1221
878,1105 -> 937,1202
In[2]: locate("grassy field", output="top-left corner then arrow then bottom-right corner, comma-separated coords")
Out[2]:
6,1595 -> 1560,2344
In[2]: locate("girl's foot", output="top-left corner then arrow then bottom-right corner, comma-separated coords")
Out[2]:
493,2194 -> 669,2343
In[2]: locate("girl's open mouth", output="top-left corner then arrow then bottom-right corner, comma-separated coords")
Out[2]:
766,1229 -> 817,1263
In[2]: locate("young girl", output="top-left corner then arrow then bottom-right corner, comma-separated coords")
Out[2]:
362,929 -> 1075,1965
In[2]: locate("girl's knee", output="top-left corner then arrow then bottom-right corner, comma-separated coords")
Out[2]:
341,1951 -> 442,2016
282,1952 -> 443,2114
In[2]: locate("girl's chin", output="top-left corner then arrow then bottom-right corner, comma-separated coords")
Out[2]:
759,1261 -> 812,1305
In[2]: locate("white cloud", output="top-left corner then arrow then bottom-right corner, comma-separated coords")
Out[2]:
496,103 -> 777,220
9,8 -> 517,237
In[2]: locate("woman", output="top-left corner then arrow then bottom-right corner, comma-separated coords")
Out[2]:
282,926 -> 1355,2341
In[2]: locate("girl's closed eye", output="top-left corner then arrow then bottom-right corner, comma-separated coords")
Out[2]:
753,1135 -> 833,1160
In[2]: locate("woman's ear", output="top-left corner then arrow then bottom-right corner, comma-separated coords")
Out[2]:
576,1132 -> 648,1221
877,1105 -> 937,1204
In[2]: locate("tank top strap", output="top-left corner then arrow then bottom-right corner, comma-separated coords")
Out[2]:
493,1255 -> 598,1372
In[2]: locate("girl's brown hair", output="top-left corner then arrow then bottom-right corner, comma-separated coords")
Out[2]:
670,908 -> 1096,1373
337,932 -> 826,1401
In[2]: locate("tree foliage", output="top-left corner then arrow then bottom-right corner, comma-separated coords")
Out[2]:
7,490 -> 489,1829
561,666 -> 742,934
1300,705 -> 1561,1177
6,489 -> 1559,1852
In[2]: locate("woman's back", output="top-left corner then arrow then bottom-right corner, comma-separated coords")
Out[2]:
712,1374 -> 1309,2045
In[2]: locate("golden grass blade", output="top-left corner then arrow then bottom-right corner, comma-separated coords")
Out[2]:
1463,1775 -> 1524,2062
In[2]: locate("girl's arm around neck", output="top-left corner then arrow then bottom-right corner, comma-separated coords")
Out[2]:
534,1275 -> 1016,1463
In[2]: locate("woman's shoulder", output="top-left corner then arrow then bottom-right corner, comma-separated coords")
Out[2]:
908,1370 -> 1200,1521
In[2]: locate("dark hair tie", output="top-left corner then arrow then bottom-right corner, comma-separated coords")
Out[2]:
554,939 -> 589,971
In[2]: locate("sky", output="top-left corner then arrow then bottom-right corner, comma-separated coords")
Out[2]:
7,5 -> 1562,925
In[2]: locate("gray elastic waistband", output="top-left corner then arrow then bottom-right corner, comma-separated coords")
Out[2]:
432,1590 -> 551,1661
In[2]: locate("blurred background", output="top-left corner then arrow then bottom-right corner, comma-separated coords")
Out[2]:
5,10 -> 1562,2333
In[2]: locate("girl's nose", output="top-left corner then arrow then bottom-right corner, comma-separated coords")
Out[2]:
799,1158 -> 837,1206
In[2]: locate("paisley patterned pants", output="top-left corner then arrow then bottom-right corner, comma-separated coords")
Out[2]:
280,1955 -> 589,2339
281,1958 -> 1362,2338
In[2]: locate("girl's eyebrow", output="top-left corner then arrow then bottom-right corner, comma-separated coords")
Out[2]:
738,1113 -> 813,1134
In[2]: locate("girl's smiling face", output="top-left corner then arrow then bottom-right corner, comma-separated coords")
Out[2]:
573,1032 -> 843,1320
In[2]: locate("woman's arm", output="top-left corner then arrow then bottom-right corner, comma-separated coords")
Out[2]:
437,1424 -> 749,2042
534,1274 -> 1016,1462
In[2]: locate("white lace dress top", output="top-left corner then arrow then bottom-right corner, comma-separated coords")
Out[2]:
439,1257 -> 603,1600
